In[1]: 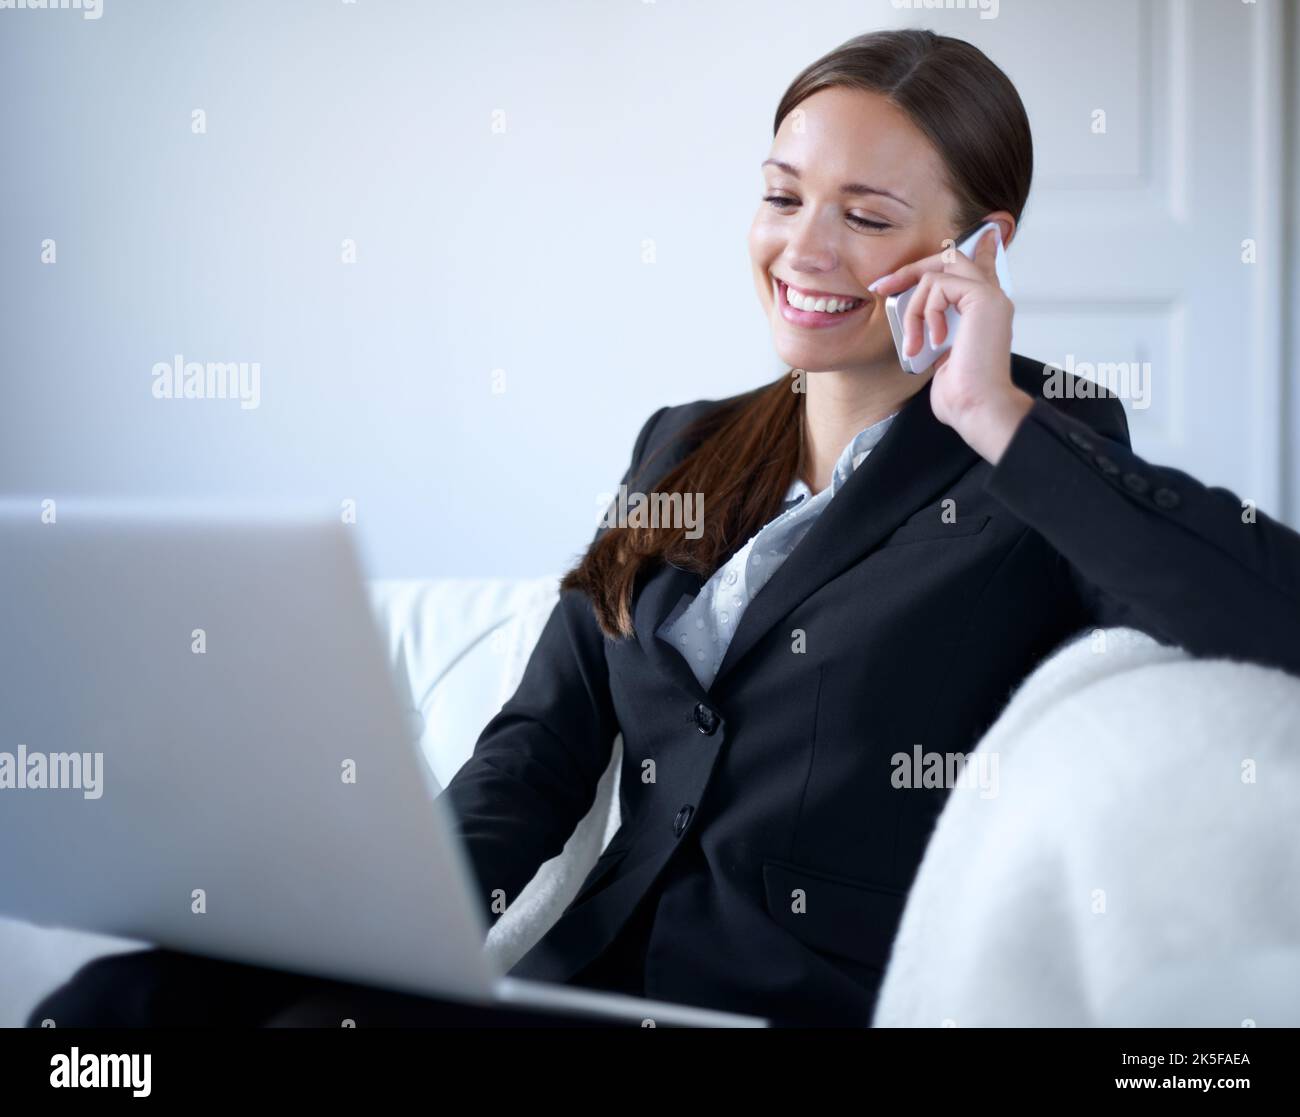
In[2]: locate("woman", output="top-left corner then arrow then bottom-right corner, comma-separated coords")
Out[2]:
33,28 -> 1300,1028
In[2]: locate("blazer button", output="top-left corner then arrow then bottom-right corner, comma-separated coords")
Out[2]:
1122,471 -> 1149,494
1068,430 -> 1094,452
1093,453 -> 1120,476
1153,487 -> 1181,509
693,702 -> 720,735
673,805 -> 694,837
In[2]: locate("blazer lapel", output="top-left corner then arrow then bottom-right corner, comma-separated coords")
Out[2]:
634,558 -> 710,702
625,420 -> 713,701
710,375 -> 979,688
629,375 -> 981,699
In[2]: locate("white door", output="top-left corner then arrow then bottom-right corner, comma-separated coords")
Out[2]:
983,0 -> 1289,519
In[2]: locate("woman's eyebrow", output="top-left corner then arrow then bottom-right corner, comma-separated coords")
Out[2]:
760,158 -> 913,209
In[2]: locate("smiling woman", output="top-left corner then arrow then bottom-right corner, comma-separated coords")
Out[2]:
450,26 -> 1300,1027
564,29 -> 1033,640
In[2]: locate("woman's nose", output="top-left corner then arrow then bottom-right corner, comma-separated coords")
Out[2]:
782,216 -> 843,271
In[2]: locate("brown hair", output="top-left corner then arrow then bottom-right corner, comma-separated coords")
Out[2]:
563,28 -> 1034,639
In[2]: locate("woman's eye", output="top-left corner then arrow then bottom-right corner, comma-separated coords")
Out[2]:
763,195 -> 890,232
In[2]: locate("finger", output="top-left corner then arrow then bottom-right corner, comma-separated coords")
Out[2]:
902,272 -> 955,355
971,225 -> 1000,284
869,249 -> 946,296
920,278 -> 956,349
902,273 -> 980,355
869,229 -> 998,294
901,272 -> 935,355
935,237 -> 989,282
928,228 -> 999,287
924,282 -> 950,347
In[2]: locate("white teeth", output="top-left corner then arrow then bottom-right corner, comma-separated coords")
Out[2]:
777,279 -> 862,314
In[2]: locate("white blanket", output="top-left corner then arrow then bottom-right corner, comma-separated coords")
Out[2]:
872,626 -> 1300,1027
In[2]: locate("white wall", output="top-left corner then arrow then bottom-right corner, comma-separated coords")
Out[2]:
0,0 -> 1293,577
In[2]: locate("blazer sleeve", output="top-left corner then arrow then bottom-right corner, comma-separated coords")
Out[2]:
440,404 -> 670,927
983,392 -> 1300,677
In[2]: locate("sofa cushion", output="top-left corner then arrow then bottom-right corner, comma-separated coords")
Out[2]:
367,578 -> 624,972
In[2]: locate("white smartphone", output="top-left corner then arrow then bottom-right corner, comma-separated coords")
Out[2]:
884,221 -> 1010,375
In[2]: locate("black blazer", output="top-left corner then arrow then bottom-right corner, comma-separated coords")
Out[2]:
443,353 -> 1300,1026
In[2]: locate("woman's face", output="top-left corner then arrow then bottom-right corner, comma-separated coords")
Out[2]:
748,86 -> 967,376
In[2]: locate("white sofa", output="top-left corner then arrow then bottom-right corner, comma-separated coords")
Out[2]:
4,578 -> 1299,1027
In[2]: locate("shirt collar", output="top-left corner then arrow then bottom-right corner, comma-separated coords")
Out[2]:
783,408 -> 900,505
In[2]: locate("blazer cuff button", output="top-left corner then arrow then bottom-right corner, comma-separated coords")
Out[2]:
1121,471 -> 1150,494
1152,487 -> 1181,508
1068,430 -> 1095,452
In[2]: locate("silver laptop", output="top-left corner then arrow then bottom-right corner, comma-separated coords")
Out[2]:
0,504 -> 767,1028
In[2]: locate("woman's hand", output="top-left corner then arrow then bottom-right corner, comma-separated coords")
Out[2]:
867,227 -> 1034,465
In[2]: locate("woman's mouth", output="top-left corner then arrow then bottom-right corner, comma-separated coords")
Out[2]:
772,276 -> 869,329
